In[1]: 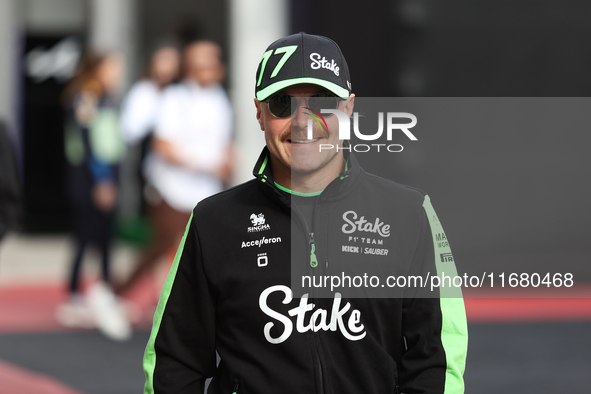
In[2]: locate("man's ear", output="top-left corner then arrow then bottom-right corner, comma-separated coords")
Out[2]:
344,94 -> 355,117
254,98 -> 265,131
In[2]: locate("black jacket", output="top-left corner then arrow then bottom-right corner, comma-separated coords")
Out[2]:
144,148 -> 468,394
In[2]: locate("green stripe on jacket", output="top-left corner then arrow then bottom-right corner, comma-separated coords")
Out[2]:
423,195 -> 468,394
143,214 -> 194,394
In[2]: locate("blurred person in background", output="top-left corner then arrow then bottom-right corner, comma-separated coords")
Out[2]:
56,51 -> 131,341
114,40 -> 233,299
120,41 -> 181,216
0,120 -> 22,248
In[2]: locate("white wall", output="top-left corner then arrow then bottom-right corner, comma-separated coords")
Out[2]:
229,0 -> 288,184
24,0 -> 86,33
0,0 -> 19,139
89,0 -> 138,95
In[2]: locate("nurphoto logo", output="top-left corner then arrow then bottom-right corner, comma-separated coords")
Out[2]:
306,109 -> 418,153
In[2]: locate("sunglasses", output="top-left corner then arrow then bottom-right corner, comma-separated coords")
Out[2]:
265,92 -> 343,118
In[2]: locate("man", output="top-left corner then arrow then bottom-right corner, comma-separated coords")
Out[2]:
144,33 -> 467,393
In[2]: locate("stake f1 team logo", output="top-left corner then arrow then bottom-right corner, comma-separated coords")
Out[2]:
341,210 -> 391,237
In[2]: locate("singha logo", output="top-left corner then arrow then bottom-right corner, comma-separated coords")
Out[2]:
248,213 -> 270,233
250,213 -> 266,226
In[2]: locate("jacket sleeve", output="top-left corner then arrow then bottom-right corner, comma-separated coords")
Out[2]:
143,213 -> 217,393
398,195 -> 468,394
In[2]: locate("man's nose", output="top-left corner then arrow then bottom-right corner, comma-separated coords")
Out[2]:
291,97 -> 309,130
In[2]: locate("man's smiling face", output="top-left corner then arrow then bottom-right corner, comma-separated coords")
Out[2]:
255,84 -> 354,180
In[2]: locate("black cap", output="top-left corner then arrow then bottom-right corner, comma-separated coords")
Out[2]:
255,32 -> 352,101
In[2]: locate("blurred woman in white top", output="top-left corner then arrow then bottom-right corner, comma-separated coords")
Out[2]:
120,43 -> 181,216
121,43 -> 181,145
115,41 -> 233,296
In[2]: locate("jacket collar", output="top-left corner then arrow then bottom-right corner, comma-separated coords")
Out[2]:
252,146 -> 365,204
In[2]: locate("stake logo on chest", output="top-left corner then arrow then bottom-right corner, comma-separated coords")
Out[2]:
259,285 -> 366,344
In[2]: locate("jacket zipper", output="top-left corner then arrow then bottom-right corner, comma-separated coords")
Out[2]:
232,379 -> 239,394
308,202 -> 326,393
309,233 -> 318,268
264,177 -> 326,393
292,196 -> 326,393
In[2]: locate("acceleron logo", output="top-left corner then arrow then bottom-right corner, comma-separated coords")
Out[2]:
305,109 -> 418,153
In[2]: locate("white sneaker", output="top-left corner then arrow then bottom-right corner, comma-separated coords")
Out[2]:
55,295 -> 96,329
87,282 -> 132,341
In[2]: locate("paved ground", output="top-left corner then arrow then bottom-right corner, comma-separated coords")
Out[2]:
1,233 -> 590,393
0,233 -> 159,393
466,322 -> 591,394
1,322 -> 590,394
0,330 -> 150,394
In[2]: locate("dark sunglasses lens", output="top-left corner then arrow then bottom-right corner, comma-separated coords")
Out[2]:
268,93 -> 340,117
308,94 -> 339,114
268,95 -> 294,118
